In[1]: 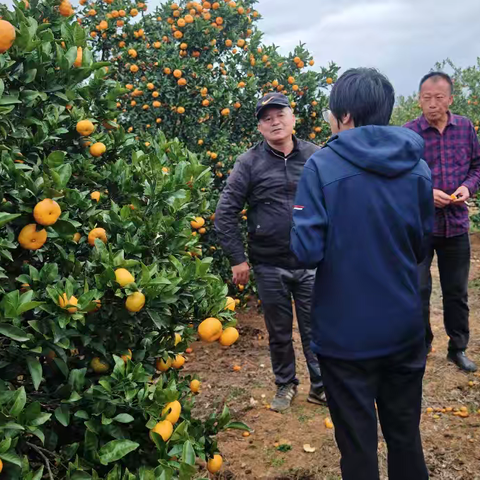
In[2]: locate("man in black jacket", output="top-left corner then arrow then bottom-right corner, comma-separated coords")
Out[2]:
215,92 -> 324,412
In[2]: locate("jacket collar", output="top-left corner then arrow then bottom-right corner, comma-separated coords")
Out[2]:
264,135 -> 299,157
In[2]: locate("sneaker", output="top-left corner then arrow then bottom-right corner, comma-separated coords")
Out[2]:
270,383 -> 298,412
307,388 -> 327,405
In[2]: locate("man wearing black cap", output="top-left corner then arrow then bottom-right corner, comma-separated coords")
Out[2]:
215,92 -> 324,412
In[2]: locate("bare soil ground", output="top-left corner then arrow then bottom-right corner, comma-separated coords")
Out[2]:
185,234 -> 480,479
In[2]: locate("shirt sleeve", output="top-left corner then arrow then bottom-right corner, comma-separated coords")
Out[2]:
461,123 -> 480,195
214,158 -> 250,266
290,161 -> 328,267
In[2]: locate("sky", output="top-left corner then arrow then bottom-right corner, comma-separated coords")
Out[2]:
251,0 -> 480,97
5,0 -> 479,97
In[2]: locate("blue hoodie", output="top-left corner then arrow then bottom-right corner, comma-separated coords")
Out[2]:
291,126 -> 434,360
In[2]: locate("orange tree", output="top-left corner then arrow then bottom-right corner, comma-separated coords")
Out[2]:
0,1 -> 246,478
79,0 -> 339,304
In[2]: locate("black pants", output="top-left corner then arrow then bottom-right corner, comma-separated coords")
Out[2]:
319,342 -> 428,480
253,263 -> 323,392
418,233 -> 470,352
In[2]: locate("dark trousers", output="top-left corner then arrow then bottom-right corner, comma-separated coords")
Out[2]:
319,342 -> 428,480
253,263 -> 323,391
418,233 -> 470,352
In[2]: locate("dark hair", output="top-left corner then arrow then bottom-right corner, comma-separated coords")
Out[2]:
329,68 -> 395,127
419,71 -> 453,93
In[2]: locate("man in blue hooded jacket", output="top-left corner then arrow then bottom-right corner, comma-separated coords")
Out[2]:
291,68 -> 434,480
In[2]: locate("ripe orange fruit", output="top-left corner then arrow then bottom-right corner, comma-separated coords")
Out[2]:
90,142 -> 106,157
326,77 -> 333,84
190,379 -> 201,393
190,217 -> 205,229
162,400 -> 181,424
173,69 -> 182,78
233,365 -> 241,371
115,268 -> 135,287
59,293 -> 78,313
0,458 -> 3,473
324,417 -> 334,429
225,296 -> 235,311
185,14 -> 194,22
172,354 -> 185,369
90,191 -> 101,202
33,199 -> 61,226
73,47 -> 83,67
156,357 -> 172,371
73,232 -> 81,243
221,108 -> 230,116
88,227 -> 107,246
198,317 -> 223,342
153,101 -> 161,108
59,0 -> 74,17
76,120 -> 95,136
130,64 -> 139,73
128,48 -> 137,58
177,106 -> 185,114
151,420 -> 173,442
207,454 -> 223,474
121,349 -> 132,363
126,291 -> 145,312
18,224 -> 47,250
178,78 -> 187,86
219,327 -> 239,346
130,8 -> 138,16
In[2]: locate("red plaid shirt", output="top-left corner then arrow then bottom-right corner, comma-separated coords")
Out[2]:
404,113 -> 480,237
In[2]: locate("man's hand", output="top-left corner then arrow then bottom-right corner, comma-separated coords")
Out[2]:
433,189 -> 453,208
452,185 -> 470,204
232,262 -> 250,285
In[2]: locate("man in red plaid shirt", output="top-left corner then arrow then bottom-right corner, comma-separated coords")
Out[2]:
405,72 -> 480,372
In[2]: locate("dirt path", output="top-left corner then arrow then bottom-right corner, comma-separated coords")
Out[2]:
186,234 -> 480,479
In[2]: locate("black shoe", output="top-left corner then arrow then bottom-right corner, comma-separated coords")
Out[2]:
307,388 -> 327,405
447,351 -> 478,372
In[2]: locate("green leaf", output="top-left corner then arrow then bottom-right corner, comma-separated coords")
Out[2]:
112,413 -> 134,423
65,46 -> 79,67
46,151 -> 66,168
9,387 -> 26,417
0,451 -> 22,467
55,405 -> 70,427
26,356 -> 43,390
74,411 -> 90,420
29,412 -> 52,427
0,213 -> 21,228
224,421 -> 250,431
0,438 -> 11,454
0,323 -> 30,341
51,163 -> 72,189
182,440 -> 195,466
98,439 -> 139,465
52,219 -> 77,236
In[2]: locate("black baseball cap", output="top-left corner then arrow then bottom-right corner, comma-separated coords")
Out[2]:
255,92 -> 290,119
